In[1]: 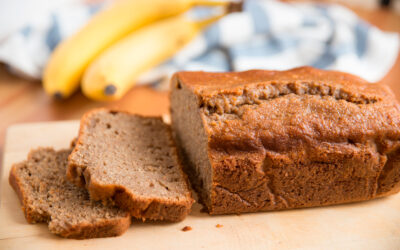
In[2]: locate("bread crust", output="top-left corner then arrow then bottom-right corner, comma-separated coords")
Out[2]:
9,165 -> 47,223
171,66 -> 400,215
52,216 -> 131,239
9,148 -> 131,239
67,109 -> 194,222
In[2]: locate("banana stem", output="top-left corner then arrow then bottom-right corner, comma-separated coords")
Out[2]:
193,0 -> 243,30
195,13 -> 226,30
192,0 -> 244,12
192,0 -> 230,7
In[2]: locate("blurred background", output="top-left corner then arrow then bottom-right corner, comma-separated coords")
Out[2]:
0,0 -> 399,155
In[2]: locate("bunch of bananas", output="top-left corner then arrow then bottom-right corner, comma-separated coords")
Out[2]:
43,0 -> 237,101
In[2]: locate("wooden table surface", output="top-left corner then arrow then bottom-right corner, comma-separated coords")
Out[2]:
0,4 -> 399,165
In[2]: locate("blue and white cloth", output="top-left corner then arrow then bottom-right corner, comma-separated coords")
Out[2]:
0,0 -> 398,87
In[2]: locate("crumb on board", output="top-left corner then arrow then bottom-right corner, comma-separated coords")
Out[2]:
216,224 -> 223,228
181,226 -> 192,232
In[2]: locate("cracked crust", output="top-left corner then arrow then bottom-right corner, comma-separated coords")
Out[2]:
67,109 -> 194,222
170,66 -> 400,215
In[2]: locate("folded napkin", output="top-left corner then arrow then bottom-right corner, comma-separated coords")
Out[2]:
0,0 -> 398,88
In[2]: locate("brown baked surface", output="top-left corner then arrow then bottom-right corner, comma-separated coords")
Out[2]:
9,148 -> 131,239
67,109 -> 194,222
170,66 -> 400,215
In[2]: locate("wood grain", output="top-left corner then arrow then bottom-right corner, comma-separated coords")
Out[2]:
0,4 -> 399,169
1,121 -> 399,249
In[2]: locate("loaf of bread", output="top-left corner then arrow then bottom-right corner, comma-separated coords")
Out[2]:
170,66 -> 400,215
67,109 -> 194,222
9,148 -> 131,239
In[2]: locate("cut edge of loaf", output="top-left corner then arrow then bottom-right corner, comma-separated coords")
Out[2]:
9,147 -> 131,239
67,108 -> 194,222
169,80 -> 214,212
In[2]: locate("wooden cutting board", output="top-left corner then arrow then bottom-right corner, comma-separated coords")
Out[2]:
1,121 -> 400,250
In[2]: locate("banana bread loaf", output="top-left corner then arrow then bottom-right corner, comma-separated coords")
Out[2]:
67,109 -> 194,221
170,66 -> 400,215
9,148 -> 131,239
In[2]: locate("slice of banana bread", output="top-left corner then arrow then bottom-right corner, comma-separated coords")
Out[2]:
170,66 -> 400,215
9,148 -> 131,239
67,109 -> 194,222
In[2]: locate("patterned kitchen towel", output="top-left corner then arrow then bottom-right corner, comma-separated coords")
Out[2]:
0,0 -> 398,86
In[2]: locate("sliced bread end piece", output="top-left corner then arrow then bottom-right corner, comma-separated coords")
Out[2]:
9,148 -> 131,239
67,109 -> 194,222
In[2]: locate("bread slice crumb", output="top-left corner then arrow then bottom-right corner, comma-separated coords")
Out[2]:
67,109 -> 194,222
9,147 -> 131,239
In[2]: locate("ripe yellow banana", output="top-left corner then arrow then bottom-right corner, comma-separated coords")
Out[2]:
43,0 -> 229,99
81,13 -> 225,101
